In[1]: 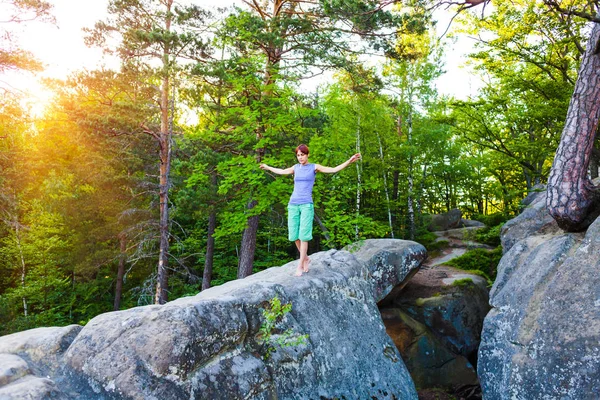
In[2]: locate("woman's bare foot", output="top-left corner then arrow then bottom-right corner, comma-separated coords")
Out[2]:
294,267 -> 303,277
302,256 -> 311,272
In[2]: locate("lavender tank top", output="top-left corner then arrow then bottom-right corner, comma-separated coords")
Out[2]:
289,163 -> 316,205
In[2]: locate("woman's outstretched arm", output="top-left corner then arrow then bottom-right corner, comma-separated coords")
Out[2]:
315,153 -> 361,174
260,164 -> 294,175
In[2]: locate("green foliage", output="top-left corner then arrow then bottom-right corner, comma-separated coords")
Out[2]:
415,231 -> 448,253
451,278 -> 474,288
472,212 -> 510,227
461,222 -> 504,247
443,246 -> 503,284
258,296 -> 309,359
474,224 -> 504,247
450,0 -> 581,198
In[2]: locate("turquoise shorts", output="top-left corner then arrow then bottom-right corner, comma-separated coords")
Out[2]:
288,203 -> 314,242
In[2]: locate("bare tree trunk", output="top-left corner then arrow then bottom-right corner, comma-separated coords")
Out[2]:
377,132 -> 394,238
238,200 -> 259,278
15,221 -> 28,317
523,169 -> 533,191
392,170 -> 399,229
547,19 -> 600,232
155,0 -> 173,304
114,233 -> 126,311
418,164 -> 427,227
202,192 -> 217,290
355,114 -> 362,240
407,113 -> 415,241
314,213 -> 331,242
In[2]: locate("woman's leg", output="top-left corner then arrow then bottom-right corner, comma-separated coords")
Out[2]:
297,204 -> 314,274
288,206 -> 304,276
297,240 -> 309,275
294,240 -> 310,273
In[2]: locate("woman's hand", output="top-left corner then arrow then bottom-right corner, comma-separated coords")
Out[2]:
349,153 -> 361,163
259,164 -> 269,171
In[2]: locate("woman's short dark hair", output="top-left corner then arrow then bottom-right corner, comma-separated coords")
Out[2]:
295,144 -> 309,155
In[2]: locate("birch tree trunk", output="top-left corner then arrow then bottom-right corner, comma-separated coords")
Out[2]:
547,19 -> 600,232
407,112 -> 415,240
392,170 -> 399,230
355,114 -> 362,240
377,133 -> 394,238
418,164 -> 427,227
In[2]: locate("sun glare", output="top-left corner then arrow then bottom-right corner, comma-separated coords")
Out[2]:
24,82 -> 54,118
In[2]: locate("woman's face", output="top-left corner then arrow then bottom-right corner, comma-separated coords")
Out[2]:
296,151 -> 308,165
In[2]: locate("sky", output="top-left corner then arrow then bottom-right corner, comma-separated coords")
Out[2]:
4,0 -> 484,113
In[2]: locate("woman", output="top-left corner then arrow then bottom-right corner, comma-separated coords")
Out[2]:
260,144 -> 361,276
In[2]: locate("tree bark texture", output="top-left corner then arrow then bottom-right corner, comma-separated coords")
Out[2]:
547,20 -> 600,232
202,210 -> 217,290
355,114 -> 362,240
407,112 -> 415,241
392,170 -> 399,229
377,132 -> 394,238
418,164 -> 427,227
314,213 -> 331,242
15,221 -> 28,317
155,0 -> 173,304
238,200 -> 259,279
114,233 -> 126,311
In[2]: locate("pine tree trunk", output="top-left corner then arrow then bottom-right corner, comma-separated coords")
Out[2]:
236,0 -> 287,278
547,19 -> 600,232
15,220 -> 27,317
114,233 -> 126,311
202,210 -> 217,290
314,213 -> 331,242
238,200 -> 259,278
155,1 -> 173,304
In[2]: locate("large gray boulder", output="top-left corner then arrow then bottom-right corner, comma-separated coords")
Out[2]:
479,188 -> 600,399
500,185 -> 559,253
0,325 -> 81,400
427,209 -> 463,232
0,239 -> 426,400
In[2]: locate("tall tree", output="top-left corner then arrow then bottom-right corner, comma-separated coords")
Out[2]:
85,0 -> 212,303
546,6 -> 600,231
